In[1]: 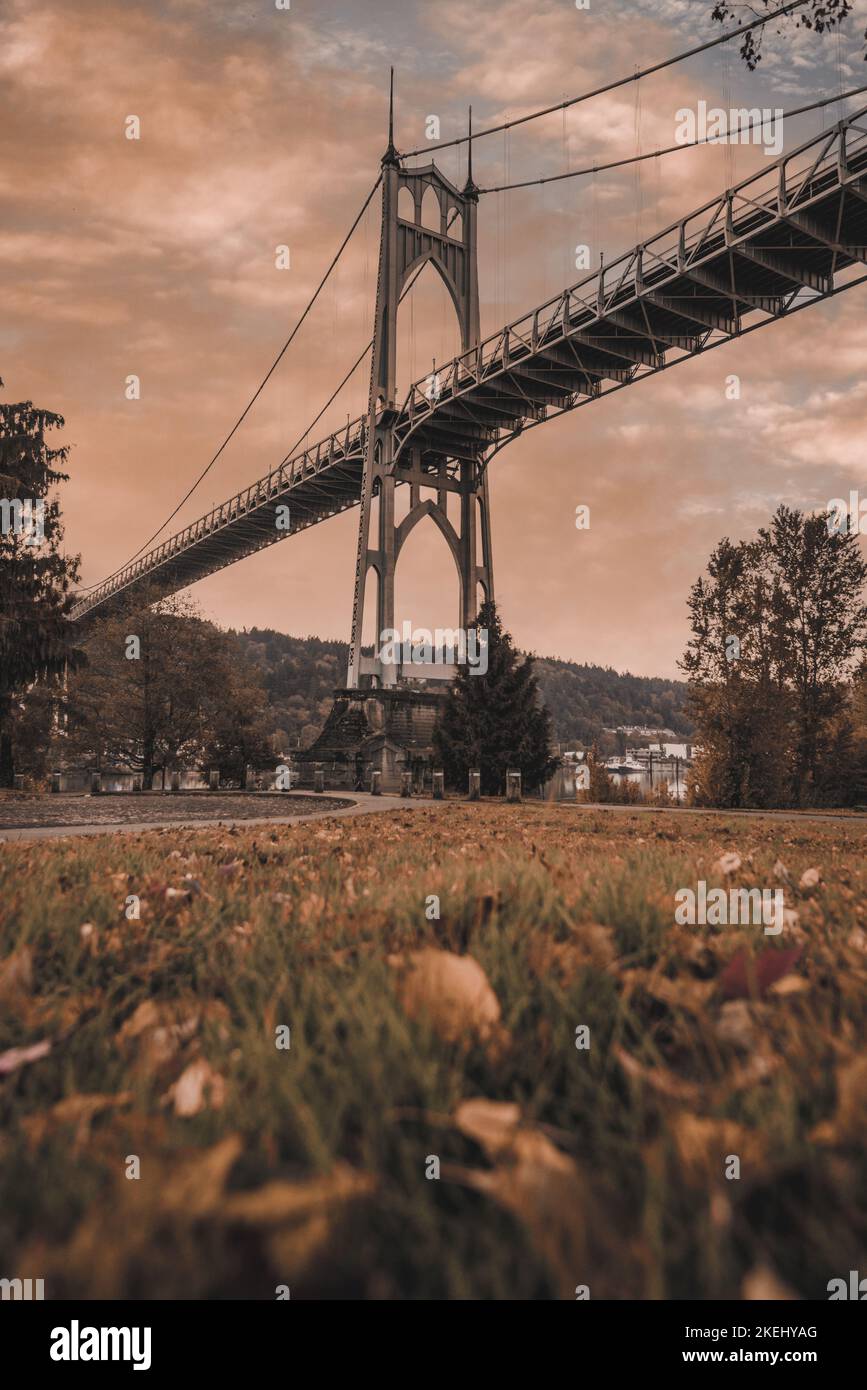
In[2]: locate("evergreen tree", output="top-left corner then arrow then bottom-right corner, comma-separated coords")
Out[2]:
0,384 -> 81,785
433,601 -> 558,795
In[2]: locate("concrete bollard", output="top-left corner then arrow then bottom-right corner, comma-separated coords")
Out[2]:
89,770 -> 101,796
506,768 -> 522,803
468,769 -> 480,801
209,769 -> 220,791
50,771 -> 62,794
370,770 -> 381,796
400,770 -> 412,798
432,769 -> 444,801
314,765 -> 325,793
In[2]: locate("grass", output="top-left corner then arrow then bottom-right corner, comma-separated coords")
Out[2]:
0,802 -> 865,1299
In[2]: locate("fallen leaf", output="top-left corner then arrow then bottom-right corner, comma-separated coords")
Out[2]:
163,1058 -> 226,1116
742,1264 -> 799,1300
615,1045 -> 702,1102
0,1038 -> 51,1075
23,1090 -> 133,1146
847,927 -> 867,954
222,1164 -> 375,1226
810,1057 -> 867,1146
768,973 -> 810,997
390,948 -> 501,1046
719,945 -> 803,1001
773,859 -> 792,887
0,945 -> 33,1000
451,1120 -> 587,1297
715,999 -> 755,1050
454,1098 -> 521,1157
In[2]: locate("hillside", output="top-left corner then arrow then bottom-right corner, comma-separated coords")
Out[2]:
231,628 -> 693,750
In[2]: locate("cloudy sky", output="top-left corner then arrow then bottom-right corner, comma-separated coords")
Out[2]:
3,0 -> 867,677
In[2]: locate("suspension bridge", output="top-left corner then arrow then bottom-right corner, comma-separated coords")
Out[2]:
71,21 -> 867,693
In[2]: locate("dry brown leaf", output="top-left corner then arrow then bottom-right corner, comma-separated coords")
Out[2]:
642,973 -> 716,1015
616,1045 -> 702,1103
453,1124 -> 587,1297
23,1091 -> 133,1147
715,999 -> 756,1051
768,973 -> 810,997
390,948 -> 501,1047
163,1058 -> 226,1117
810,1057 -> 867,1146
0,945 -> 33,1000
0,1038 -> 51,1075
671,1113 -> 758,1182
454,1098 -> 521,1157
161,1134 -> 244,1217
742,1264 -> 799,1300
222,1164 -> 375,1227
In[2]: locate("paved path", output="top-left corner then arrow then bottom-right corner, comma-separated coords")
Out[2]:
0,792 -> 441,843
1,792 -> 865,844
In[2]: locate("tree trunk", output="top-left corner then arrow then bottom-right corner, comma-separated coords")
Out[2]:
0,726 -> 14,788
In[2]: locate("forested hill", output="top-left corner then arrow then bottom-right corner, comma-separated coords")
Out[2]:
231,628 -> 693,749
532,655 -> 692,744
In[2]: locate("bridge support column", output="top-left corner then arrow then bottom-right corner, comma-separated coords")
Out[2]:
347,90 -> 493,691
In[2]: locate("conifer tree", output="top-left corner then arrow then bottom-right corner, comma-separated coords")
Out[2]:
0,383 -> 80,785
433,601 -> 557,795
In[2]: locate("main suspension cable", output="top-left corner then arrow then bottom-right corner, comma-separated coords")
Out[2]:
477,85 -> 867,195
79,175 -> 383,591
398,0 -> 810,160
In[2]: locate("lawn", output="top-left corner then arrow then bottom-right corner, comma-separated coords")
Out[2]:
0,803 -> 865,1299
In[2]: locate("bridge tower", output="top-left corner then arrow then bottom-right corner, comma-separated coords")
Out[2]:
347,81 -> 494,688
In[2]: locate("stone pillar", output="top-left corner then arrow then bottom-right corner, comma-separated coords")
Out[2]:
50,770 -> 61,793
314,765 -> 325,793
244,765 -> 255,791
170,770 -> 180,793
370,769 -> 382,796
209,769 -> 220,791
400,770 -> 412,797
132,774 -> 143,792
432,769 -> 444,800
89,770 -> 101,796
506,768 -> 522,802
468,769 -> 480,801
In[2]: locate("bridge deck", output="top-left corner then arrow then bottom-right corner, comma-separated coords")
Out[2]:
72,109 -> 867,624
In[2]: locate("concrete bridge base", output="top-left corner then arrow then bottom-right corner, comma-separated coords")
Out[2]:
297,686 -> 446,794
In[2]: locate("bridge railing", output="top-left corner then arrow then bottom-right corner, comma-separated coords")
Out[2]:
399,104 -> 867,430
72,413 -> 368,618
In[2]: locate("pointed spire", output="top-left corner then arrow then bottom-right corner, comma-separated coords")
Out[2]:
383,66 -> 399,166
388,67 -> 394,145
463,105 -> 478,199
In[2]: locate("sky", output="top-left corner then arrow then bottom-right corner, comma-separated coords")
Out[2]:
2,0 -> 867,678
